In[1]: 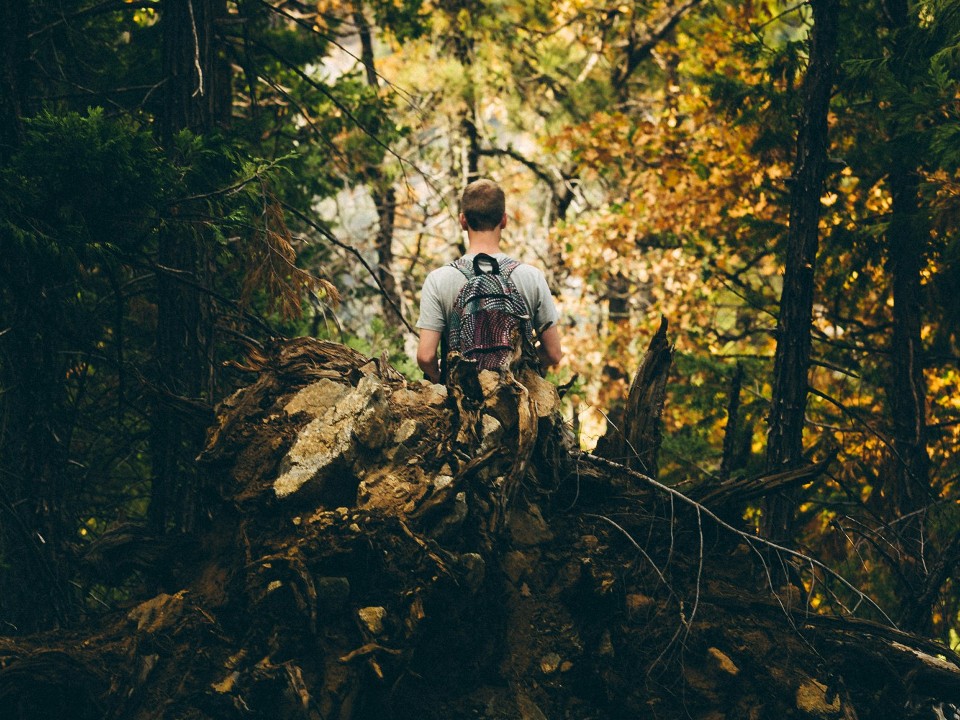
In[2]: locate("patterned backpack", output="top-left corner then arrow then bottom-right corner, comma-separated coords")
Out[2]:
446,253 -> 535,372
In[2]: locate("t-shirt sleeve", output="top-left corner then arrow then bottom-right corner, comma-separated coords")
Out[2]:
527,268 -> 560,332
416,271 -> 446,332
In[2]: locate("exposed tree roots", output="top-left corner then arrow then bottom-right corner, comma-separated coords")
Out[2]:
1,336 -> 959,720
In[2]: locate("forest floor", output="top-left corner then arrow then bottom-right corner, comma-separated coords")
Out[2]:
3,337 -> 960,720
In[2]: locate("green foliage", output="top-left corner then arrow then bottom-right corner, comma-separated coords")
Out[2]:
0,109 -> 166,364
2,109 -> 164,259
369,0 -> 429,42
661,353 -> 767,484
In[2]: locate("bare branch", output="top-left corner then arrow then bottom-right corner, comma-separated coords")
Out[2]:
280,202 -> 415,335
576,451 -> 898,627
28,0 -> 159,40
614,0 -> 706,87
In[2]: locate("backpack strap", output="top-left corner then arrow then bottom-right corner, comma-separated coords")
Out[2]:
497,257 -> 521,279
449,255 -> 474,280
450,253 -> 520,279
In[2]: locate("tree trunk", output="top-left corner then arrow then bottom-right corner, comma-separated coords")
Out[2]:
444,0 -> 479,180
373,185 -> 402,318
151,0 -> 230,534
0,326 -> 73,633
762,0 -> 839,541
159,0 -> 230,145
886,161 -> 932,633
883,0 -> 933,635
719,362 -> 744,480
352,1 -> 403,322
0,0 -> 75,635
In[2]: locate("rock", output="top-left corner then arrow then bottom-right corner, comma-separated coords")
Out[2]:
540,652 -> 561,675
796,678 -> 840,715
478,370 -> 525,434
459,553 -> 486,590
518,368 -> 561,418
358,606 -> 387,636
393,418 -> 418,444
348,375 -> 392,450
283,378 -> 349,417
387,417 -> 420,462
127,591 -> 187,634
479,414 -> 504,454
707,647 -> 739,675
316,577 -> 350,613
413,381 -> 447,405
273,375 -> 389,500
507,502 -> 554,546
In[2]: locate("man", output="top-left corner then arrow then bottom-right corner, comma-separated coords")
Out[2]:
416,179 -> 563,383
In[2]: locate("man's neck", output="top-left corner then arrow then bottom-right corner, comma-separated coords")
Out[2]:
466,230 -> 502,256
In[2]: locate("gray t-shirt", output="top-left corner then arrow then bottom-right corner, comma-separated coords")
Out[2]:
416,253 -> 559,334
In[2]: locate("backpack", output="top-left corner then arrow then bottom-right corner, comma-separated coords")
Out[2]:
446,253 -> 536,372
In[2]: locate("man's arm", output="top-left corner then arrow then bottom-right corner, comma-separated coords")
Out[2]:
417,329 -> 442,383
537,324 -> 563,368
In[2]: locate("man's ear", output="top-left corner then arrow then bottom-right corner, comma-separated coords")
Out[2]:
500,213 -> 507,230
459,212 -> 469,230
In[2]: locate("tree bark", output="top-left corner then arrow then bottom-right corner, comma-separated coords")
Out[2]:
373,185 -> 402,318
883,0 -> 933,634
442,0 -> 479,180
887,167 -> 929,524
0,0 -> 76,635
152,0 -> 230,534
762,0 -> 839,541
159,0 -> 231,144
719,362 -> 744,480
352,1 -> 403,322
595,317 -> 673,476
0,314 -> 73,633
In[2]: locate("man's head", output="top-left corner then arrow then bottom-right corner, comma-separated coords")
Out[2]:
460,179 -> 506,232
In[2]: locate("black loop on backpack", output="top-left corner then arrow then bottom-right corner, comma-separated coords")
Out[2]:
472,253 -> 500,276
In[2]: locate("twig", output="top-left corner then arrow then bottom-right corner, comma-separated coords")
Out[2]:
576,451 -> 898,627
586,514 -> 675,596
281,202 -> 415,334
808,386 -> 927,489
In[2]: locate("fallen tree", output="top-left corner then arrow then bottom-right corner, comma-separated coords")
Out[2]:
2,330 -> 960,720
